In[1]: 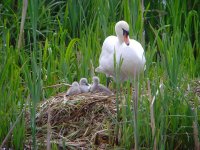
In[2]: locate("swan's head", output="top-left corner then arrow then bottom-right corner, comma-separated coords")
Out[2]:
72,82 -> 79,87
115,20 -> 129,45
92,76 -> 100,85
79,78 -> 89,86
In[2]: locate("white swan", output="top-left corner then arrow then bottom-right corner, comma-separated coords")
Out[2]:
95,21 -> 146,82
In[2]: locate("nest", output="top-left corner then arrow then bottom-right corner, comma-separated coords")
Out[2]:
25,92 -> 117,149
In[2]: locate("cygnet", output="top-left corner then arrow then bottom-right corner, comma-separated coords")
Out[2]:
66,82 -> 81,96
79,78 -> 90,93
90,76 -> 113,95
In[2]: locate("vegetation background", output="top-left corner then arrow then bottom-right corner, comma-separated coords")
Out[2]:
0,0 -> 199,149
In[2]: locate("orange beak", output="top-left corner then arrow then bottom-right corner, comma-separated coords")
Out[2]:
123,29 -> 130,46
124,35 -> 130,46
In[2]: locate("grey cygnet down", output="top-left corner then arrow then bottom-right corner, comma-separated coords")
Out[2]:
90,76 -> 113,95
79,78 -> 90,93
66,82 -> 81,96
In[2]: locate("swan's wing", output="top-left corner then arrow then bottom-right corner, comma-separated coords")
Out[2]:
99,36 -> 117,60
130,39 -> 146,69
129,39 -> 145,58
116,40 -> 146,80
66,87 -> 81,96
80,85 -> 90,93
95,84 -> 113,95
96,36 -> 118,76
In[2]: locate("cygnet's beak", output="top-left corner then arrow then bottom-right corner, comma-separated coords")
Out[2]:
123,29 -> 129,46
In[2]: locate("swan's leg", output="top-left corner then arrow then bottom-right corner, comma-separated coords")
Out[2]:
106,77 -> 111,87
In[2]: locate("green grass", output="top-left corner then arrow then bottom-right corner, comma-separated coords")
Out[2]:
0,0 -> 199,149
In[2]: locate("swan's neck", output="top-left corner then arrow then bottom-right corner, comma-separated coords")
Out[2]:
117,35 -> 129,45
115,21 -> 130,45
117,36 -> 124,44
93,82 -> 98,86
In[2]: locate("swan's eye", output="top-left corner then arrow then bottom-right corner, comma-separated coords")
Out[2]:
122,28 -> 129,36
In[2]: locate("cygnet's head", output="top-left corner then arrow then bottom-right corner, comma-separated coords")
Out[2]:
115,20 -> 129,45
92,76 -> 100,85
72,81 -> 79,87
79,78 -> 88,86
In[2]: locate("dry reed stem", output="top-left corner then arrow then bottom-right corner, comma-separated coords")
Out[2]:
193,121 -> 200,150
133,75 -> 139,150
17,0 -> 28,49
147,79 -> 157,150
43,83 -> 72,89
47,107 -> 51,150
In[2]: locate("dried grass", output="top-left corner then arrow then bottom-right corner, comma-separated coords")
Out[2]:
25,92 -> 117,149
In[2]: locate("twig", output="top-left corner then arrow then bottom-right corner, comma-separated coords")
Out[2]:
43,83 -> 72,89
47,107 -> 51,150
